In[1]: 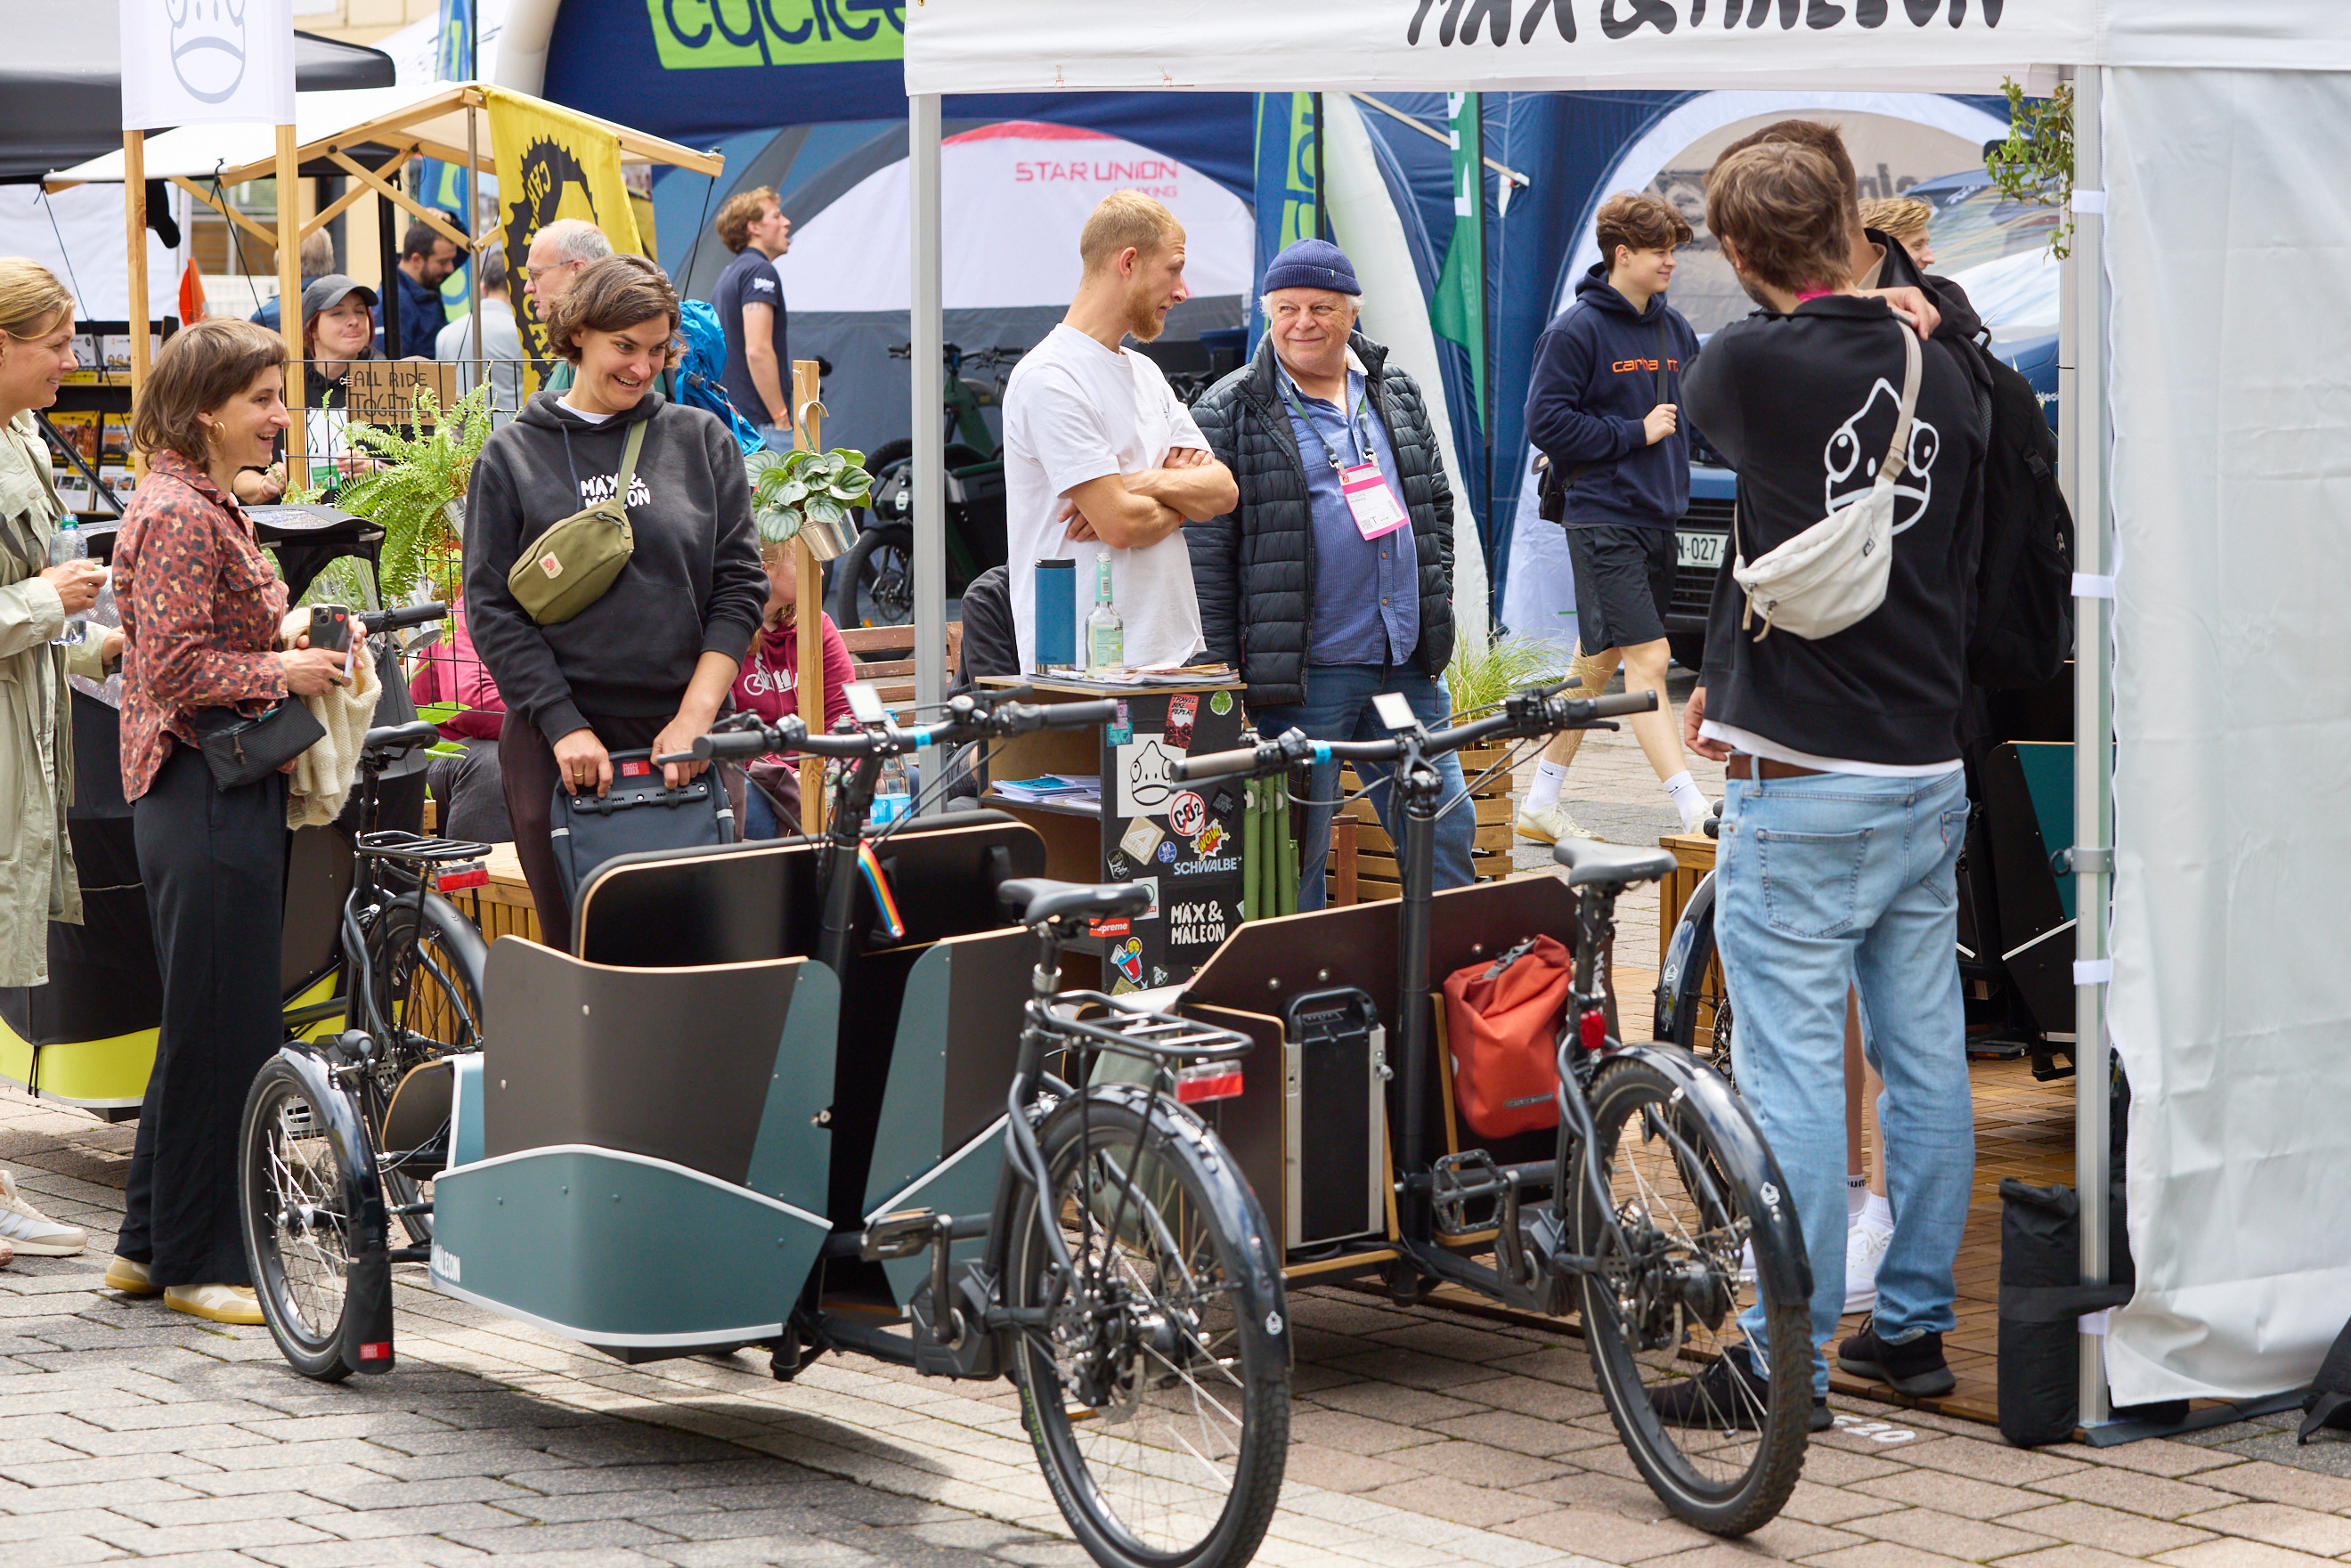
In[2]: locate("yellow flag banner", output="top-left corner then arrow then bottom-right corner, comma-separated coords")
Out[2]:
484,87 -> 646,376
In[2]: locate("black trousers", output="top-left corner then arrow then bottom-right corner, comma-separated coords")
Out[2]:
119,743 -> 289,1288
500,710 -> 664,956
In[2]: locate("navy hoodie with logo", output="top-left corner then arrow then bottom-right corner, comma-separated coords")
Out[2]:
464,390 -> 767,746
1524,264 -> 1703,529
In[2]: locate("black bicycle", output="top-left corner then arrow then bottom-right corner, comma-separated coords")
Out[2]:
1170,684 -> 1812,1534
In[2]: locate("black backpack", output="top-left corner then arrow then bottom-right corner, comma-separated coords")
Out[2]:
1965,344 -> 2075,691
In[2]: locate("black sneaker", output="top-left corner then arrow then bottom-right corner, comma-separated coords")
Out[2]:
1836,1316 -> 1956,1397
1650,1345 -> 1833,1434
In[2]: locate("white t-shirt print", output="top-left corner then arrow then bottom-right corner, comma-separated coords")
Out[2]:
1002,324 -> 1210,675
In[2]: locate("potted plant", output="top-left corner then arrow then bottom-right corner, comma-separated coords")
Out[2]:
745,446 -> 872,558
326,383 -> 495,607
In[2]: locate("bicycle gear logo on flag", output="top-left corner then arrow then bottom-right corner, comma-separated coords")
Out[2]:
485,88 -> 647,382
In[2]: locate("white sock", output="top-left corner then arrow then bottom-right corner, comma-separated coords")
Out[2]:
1861,1192 -> 1893,1231
1529,759 -> 1567,812
1664,769 -> 1707,830
1847,1175 -> 1868,1218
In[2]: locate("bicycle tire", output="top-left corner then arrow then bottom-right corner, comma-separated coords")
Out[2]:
1576,1055 -> 1809,1536
830,521 -> 915,629
240,1055 -> 366,1382
1006,1088 -> 1289,1568
360,892 -> 486,1246
1659,893 -> 1735,1087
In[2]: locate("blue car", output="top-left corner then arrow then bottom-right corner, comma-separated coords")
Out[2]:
1667,168 -> 2063,670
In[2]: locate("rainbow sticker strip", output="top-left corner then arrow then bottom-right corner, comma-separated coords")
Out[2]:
858,841 -> 907,942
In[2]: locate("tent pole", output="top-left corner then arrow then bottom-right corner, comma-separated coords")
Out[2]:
2070,63 -> 2114,1433
123,130 -> 150,433
277,123 -> 306,480
468,101 -> 484,368
909,91 -> 945,799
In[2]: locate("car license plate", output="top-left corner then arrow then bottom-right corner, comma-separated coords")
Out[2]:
1677,530 -> 1727,570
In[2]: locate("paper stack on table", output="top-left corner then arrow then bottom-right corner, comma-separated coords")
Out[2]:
992,774 -> 1103,805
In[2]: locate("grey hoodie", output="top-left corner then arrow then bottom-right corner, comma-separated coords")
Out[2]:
464,390 -> 766,744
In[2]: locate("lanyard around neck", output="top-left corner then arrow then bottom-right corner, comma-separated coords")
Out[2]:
1279,371 -> 1371,471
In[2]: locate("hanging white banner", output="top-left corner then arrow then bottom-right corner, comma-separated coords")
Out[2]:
906,0 -> 2099,96
121,0 -> 299,130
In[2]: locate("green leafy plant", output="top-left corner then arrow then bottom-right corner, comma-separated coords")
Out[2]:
331,383 -> 495,604
1444,630 -> 1572,719
1986,77 -> 2076,259
745,445 -> 871,545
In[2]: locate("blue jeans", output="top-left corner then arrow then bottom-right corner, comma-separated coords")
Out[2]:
1251,664 -> 1476,913
1717,768 -> 1973,1394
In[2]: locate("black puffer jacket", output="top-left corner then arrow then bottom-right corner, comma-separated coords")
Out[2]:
1188,331 -> 1455,709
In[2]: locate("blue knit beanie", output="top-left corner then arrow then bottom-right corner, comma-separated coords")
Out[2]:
1261,238 -> 1361,297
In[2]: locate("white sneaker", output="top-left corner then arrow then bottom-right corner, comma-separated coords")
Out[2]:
1844,1214 -> 1893,1316
1517,803 -> 1588,845
0,1170 -> 85,1256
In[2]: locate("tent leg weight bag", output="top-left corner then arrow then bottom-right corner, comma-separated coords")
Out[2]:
1997,1178 -> 2184,1445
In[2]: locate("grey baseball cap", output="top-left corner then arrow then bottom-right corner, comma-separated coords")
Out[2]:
299,273 -> 378,321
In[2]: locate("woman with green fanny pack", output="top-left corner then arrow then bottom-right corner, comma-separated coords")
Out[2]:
461,255 -> 766,954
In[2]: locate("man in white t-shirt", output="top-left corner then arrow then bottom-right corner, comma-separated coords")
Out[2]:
1002,191 -> 1239,674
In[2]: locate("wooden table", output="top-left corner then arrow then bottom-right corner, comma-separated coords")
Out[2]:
1658,829 -> 1714,965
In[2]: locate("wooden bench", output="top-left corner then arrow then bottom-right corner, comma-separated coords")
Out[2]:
837,622 -> 963,713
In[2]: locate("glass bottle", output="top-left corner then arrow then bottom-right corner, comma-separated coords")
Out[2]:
1085,550 -> 1124,677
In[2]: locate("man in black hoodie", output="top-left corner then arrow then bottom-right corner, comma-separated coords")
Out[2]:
1521,193 -> 1711,844
1655,142 -> 1986,1432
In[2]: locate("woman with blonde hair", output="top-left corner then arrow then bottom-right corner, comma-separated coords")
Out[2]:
0,258 -> 124,1267
1859,195 -> 1935,270
106,317 -> 356,1321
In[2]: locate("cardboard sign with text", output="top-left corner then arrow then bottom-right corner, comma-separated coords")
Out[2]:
342,360 -> 462,429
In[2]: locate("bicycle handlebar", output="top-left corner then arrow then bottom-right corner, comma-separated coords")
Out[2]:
659,694 -> 1116,768
359,602 -> 448,635
1167,687 -> 1660,784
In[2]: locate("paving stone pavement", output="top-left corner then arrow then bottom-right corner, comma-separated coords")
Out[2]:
5,668 -> 2347,1567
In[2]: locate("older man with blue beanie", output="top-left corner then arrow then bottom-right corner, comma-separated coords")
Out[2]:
1190,239 -> 1470,909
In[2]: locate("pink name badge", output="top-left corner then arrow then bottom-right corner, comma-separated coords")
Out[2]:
1340,461 -> 1408,540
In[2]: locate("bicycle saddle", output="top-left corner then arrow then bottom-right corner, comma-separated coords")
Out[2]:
997,877 -> 1151,928
1552,838 -> 1679,890
361,720 -> 443,757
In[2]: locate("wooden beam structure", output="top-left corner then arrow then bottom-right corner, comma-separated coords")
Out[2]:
793,359 -> 825,833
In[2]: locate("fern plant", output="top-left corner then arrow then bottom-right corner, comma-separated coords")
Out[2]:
332,383 -> 495,605
745,445 -> 871,545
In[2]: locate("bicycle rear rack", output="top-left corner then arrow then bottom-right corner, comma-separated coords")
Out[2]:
1051,993 -> 1253,1103
356,830 -> 495,891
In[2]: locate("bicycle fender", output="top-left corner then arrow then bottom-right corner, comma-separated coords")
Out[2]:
1599,1041 -> 1812,1308
271,1044 -> 397,1374
1056,1084 -> 1293,1374
1654,869 -> 1718,1040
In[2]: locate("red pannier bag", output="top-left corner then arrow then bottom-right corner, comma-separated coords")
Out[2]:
1442,935 -> 1574,1139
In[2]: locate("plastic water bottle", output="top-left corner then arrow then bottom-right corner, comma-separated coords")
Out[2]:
873,754 -> 913,827
48,520 -> 86,645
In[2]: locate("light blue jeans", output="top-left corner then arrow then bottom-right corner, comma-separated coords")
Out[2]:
1717,768 -> 1973,1395
1250,664 -> 1476,914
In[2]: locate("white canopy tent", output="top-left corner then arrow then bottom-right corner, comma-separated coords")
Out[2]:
903,1 -> 2351,1424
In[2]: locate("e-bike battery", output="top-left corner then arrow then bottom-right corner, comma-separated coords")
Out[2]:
1280,988 -> 1387,1250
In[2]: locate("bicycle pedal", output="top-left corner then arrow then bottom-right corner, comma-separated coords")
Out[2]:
859,1208 -> 938,1263
1430,1150 -> 1506,1238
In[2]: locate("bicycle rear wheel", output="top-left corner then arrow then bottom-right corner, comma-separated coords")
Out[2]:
1006,1089 -> 1289,1568
1659,896 -> 1735,1087
1577,1055 -> 1810,1535
240,1056 -> 367,1381
360,892 -> 486,1245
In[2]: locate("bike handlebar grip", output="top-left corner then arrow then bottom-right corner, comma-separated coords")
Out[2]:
693,730 -> 773,761
1045,699 -> 1120,729
1169,745 -> 1266,783
1590,689 -> 1661,719
361,602 -> 448,634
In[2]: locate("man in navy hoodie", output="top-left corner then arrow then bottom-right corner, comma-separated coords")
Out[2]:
1520,193 -> 1712,844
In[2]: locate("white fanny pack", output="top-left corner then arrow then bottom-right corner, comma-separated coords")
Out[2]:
1730,326 -> 1921,641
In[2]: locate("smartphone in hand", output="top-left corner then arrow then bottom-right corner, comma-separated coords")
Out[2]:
307,604 -> 353,654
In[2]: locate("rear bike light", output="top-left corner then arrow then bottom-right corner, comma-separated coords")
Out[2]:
1578,1008 -> 1607,1053
435,862 -> 489,891
1175,1062 -> 1244,1104
357,1341 -> 393,1361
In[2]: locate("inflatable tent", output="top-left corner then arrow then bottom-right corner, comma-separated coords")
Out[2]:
903,1 -> 2351,1423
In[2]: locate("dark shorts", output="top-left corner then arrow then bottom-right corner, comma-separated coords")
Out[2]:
1565,522 -> 1675,654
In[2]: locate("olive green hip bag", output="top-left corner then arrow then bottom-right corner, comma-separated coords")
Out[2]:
506,420 -> 647,625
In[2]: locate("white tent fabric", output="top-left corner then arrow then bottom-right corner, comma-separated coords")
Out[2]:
0,183 -> 186,325
783,124 -> 1252,312
2101,63 -> 2351,1404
